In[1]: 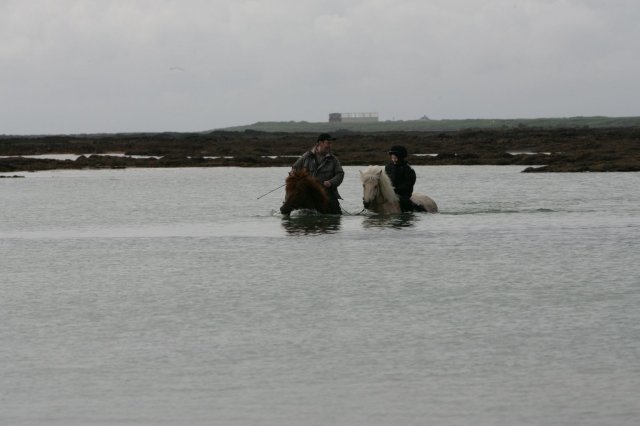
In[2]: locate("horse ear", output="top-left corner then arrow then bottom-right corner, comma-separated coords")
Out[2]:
377,169 -> 383,177
359,170 -> 363,177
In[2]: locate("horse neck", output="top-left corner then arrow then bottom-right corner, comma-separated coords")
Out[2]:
372,183 -> 401,214
285,174 -> 328,213
377,195 -> 401,214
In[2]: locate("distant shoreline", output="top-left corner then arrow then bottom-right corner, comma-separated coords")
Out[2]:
1,126 -> 639,173
4,115 -> 640,138
215,115 -> 640,133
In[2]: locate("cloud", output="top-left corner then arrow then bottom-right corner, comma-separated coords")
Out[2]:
1,0 -> 639,134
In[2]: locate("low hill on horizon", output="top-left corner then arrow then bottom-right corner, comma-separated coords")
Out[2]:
217,116 -> 640,133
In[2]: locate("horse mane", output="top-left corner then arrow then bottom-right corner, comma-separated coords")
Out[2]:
285,169 -> 326,198
282,169 -> 329,213
360,165 -> 398,203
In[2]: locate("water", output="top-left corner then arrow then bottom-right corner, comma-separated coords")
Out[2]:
1,166 -> 639,426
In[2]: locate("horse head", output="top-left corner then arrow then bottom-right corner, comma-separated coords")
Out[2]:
360,165 -> 400,213
360,166 -> 383,210
280,169 -> 329,215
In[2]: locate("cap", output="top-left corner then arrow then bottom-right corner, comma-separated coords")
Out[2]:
317,133 -> 337,142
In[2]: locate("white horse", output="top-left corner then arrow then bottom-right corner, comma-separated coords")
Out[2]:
359,165 -> 438,214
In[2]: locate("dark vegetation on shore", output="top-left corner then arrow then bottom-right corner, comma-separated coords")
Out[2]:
1,126 -> 639,173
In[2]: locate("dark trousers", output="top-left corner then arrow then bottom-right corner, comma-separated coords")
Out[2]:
398,195 -> 414,212
328,197 -> 342,215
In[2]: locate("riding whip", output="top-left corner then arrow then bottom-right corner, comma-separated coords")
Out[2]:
256,183 -> 285,199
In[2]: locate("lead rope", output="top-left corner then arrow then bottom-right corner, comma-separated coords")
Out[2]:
341,207 -> 367,216
341,179 -> 381,216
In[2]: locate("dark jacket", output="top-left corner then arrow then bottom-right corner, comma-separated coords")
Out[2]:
385,161 -> 416,198
292,150 -> 344,200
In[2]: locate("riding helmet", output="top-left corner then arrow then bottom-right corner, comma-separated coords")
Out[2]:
388,145 -> 408,160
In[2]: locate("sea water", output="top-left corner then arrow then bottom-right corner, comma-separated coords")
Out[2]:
1,166 -> 639,425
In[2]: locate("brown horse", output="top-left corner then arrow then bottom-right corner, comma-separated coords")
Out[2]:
280,169 -> 329,215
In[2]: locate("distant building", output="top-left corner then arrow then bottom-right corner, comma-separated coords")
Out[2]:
329,112 -> 379,123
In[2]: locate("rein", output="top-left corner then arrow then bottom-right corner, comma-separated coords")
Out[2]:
341,207 -> 367,215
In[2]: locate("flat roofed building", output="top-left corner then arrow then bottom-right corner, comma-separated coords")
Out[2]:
329,112 -> 379,123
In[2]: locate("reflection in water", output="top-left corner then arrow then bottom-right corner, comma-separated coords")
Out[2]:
281,213 -> 342,235
362,213 -> 417,229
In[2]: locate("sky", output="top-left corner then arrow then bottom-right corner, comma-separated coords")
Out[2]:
1,0 -> 639,134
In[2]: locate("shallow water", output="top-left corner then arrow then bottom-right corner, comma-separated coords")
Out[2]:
1,166 -> 639,425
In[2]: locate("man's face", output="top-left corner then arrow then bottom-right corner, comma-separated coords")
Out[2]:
317,140 -> 331,154
390,154 -> 399,164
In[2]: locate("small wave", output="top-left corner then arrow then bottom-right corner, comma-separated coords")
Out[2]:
442,207 -> 558,215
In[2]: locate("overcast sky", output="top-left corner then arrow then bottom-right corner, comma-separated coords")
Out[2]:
1,0 -> 639,134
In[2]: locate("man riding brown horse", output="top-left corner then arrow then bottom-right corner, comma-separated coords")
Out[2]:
287,133 -> 344,214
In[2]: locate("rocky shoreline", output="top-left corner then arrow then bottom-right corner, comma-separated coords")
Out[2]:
1,127 -> 638,173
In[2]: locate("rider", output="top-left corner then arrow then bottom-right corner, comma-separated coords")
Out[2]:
290,133 -> 344,214
385,145 -> 426,212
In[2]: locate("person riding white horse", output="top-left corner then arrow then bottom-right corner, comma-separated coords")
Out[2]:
385,145 -> 426,212
360,165 -> 438,214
